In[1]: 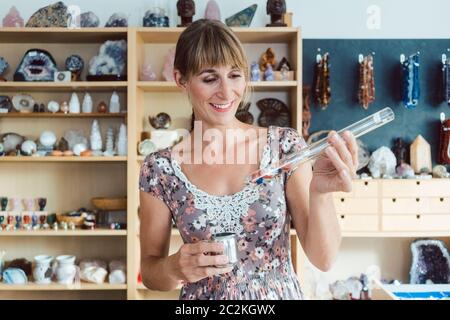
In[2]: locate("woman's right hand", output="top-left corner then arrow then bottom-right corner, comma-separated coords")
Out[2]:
168,241 -> 233,284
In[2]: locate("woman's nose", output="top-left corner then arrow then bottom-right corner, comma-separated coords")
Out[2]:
217,79 -> 234,100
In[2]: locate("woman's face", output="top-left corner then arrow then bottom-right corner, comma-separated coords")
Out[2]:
177,66 -> 246,127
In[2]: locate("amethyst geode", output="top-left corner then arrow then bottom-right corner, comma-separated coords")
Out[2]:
14,49 -> 58,82
410,239 -> 450,284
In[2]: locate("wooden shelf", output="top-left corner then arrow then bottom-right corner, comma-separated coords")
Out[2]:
0,283 -> 127,291
137,282 -> 181,290
342,231 -> 450,238
0,82 -> 128,92
137,81 -> 298,92
0,229 -> 127,236
136,27 -> 299,43
0,27 -> 127,43
0,156 -> 127,162
0,113 -> 127,118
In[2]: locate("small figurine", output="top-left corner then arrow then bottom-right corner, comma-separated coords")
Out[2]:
65,55 -> 84,81
0,197 -> 7,211
98,101 -> 107,113
60,101 -> 69,114
393,137 -> 407,168
277,57 -> 292,80
177,0 -> 196,27
0,57 -> 8,82
37,198 -> 47,211
259,48 -> 276,72
250,62 -> 260,81
149,112 -> 171,129
140,62 -> 157,81
266,0 -> 287,27
264,64 -> 275,81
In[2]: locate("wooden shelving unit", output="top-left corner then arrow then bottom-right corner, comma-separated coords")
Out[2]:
0,157 -> 127,162
0,27 -> 128,300
0,229 -> 127,236
0,283 -> 127,291
0,113 -> 126,118
0,81 -> 127,92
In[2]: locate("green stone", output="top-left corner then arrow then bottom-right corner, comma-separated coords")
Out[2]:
225,4 -> 257,27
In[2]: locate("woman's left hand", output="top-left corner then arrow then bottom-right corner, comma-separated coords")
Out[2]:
309,130 -> 359,194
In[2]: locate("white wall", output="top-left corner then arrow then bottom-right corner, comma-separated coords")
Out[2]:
1,0 -> 450,38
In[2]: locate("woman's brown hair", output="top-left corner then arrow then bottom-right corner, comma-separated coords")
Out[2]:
174,19 -> 250,130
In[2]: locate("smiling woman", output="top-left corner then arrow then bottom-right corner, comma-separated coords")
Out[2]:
139,19 -> 358,300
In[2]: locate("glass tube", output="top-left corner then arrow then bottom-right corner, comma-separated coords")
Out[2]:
249,107 -> 395,184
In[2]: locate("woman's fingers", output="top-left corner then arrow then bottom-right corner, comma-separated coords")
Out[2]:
181,241 -> 224,255
325,146 -> 353,191
199,266 -> 233,278
189,254 -> 229,267
327,131 -> 356,178
342,130 -> 359,174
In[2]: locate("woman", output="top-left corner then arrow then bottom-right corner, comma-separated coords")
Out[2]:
139,19 -> 358,300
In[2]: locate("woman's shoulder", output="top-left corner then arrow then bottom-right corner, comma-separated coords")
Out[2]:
141,147 -> 175,176
270,126 -> 307,155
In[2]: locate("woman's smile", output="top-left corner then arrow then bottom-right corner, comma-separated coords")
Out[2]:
209,100 -> 235,113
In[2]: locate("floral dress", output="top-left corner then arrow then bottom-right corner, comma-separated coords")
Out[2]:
139,126 -> 308,300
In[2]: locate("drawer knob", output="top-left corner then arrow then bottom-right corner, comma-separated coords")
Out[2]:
416,181 -> 420,186
416,214 -> 421,219
340,215 -> 345,219
364,181 -> 369,186
340,198 -> 345,203
416,198 -> 420,202
440,198 -> 444,202
392,198 -> 396,202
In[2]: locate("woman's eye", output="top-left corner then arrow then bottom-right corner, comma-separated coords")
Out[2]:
230,74 -> 242,79
203,78 -> 217,83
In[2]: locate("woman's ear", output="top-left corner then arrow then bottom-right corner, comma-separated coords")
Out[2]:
174,70 -> 187,91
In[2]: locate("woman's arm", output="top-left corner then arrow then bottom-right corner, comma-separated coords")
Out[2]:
286,162 -> 341,272
139,191 -> 181,291
285,131 -> 358,272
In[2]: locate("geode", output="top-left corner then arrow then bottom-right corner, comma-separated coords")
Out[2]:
0,96 -> 13,113
0,57 -> 9,76
410,239 -> 450,284
88,40 -> 127,76
1,133 -> 25,153
105,13 -> 128,27
25,1 -> 69,28
14,49 -> 58,82
12,94 -> 35,112
80,11 -> 100,28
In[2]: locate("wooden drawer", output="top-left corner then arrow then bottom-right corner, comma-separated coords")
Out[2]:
382,179 -> 450,197
352,180 -> 378,197
334,197 -> 378,214
334,179 -> 378,198
382,198 -> 430,214
382,214 -> 450,231
429,198 -> 450,214
337,214 -> 379,232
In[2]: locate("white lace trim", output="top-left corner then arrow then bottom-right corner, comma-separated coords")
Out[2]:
170,144 -> 271,234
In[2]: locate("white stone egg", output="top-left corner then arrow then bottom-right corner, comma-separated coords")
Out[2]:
47,101 -> 60,113
39,131 -> 57,148
21,140 -> 37,156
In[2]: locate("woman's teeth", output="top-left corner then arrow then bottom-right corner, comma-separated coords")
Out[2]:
210,102 -> 233,111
